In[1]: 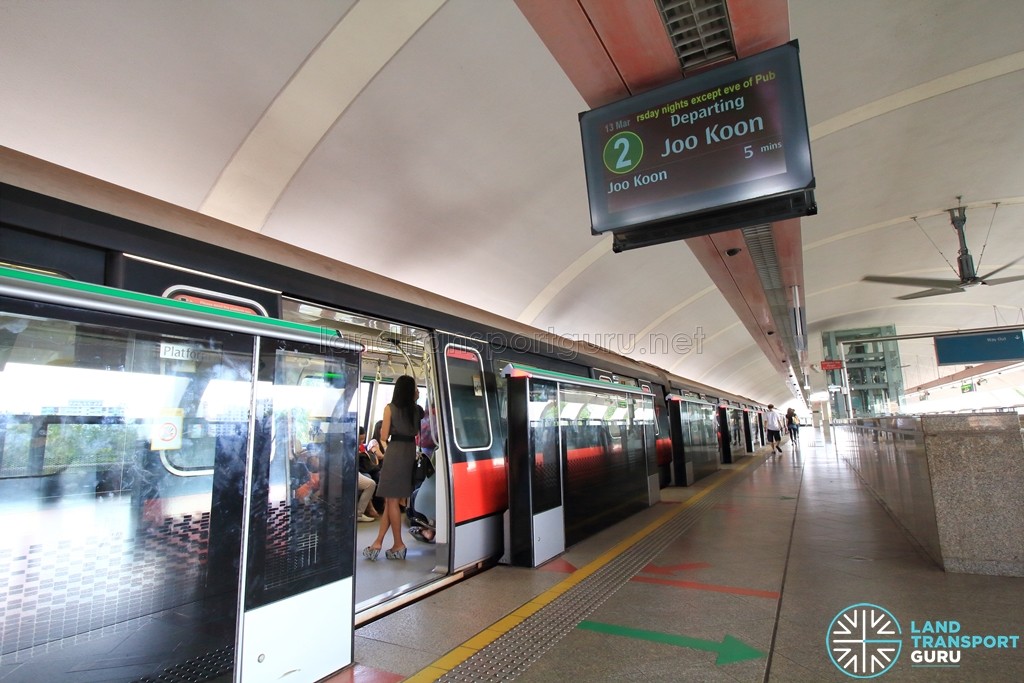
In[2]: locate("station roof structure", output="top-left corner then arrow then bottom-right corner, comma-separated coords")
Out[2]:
2,0 -> 1022,407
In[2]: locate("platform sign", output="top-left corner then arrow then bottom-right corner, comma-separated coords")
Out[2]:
579,41 -> 814,248
934,330 -> 1024,366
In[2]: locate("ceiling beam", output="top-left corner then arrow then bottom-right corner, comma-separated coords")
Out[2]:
728,0 -> 791,58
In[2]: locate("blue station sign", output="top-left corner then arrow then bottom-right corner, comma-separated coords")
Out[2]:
934,330 -> 1024,366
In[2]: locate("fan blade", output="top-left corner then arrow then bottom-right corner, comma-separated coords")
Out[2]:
895,287 -> 966,300
982,275 -> 1024,287
978,255 -> 1024,281
863,275 -> 963,289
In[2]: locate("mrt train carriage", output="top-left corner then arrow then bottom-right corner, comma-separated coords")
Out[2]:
589,367 -> 674,488
717,402 -> 766,463
503,364 -> 657,568
1,178 -> 763,680
666,392 -> 721,485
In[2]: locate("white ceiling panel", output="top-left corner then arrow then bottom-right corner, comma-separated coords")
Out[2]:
792,0 -> 1024,122
262,0 -> 593,317
1,0 -> 1022,407
0,0 -> 350,208
529,241 -> 708,336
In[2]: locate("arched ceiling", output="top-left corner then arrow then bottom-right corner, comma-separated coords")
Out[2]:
1,0 -> 1022,407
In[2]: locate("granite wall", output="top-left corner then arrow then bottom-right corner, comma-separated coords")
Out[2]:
833,417 -> 942,567
922,413 -> 1024,576
834,413 -> 1023,577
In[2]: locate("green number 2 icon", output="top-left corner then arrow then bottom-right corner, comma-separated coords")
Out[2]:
603,132 -> 643,174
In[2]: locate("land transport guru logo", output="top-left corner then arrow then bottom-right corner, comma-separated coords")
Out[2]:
826,602 -> 1020,678
827,603 -> 902,678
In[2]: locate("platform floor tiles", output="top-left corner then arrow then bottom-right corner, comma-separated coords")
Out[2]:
338,433 -> 1024,682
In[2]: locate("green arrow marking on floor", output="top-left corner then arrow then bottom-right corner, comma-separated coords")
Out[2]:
577,620 -> 764,665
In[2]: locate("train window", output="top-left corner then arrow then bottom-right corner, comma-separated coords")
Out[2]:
634,396 -> 655,425
638,382 -> 660,436
163,285 -> 269,316
444,345 -> 492,451
358,378 -> 427,433
368,381 -> 395,427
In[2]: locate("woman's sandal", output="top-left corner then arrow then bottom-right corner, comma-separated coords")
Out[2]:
385,547 -> 407,560
362,546 -> 380,561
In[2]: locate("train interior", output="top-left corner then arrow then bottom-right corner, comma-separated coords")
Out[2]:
280,297 -> 454,621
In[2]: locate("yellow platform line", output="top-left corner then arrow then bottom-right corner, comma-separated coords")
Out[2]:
407,455 -> 762,680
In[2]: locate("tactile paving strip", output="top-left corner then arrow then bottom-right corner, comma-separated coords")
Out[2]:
131,644 -> 234,683
437,460 -> 764,682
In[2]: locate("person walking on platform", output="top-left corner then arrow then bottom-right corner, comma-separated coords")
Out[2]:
363,375 -> 424,561
765,404 -> 784,454
785,407 -> 800,447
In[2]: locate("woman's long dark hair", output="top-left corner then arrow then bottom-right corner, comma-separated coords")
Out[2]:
392,374 -> 418,412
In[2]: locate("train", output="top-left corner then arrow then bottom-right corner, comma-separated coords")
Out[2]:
0,157 -> 767,682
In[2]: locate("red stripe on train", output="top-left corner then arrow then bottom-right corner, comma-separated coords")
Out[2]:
452,438 -> 673,523
655,436 -> 672,465
452,458 -> 508,523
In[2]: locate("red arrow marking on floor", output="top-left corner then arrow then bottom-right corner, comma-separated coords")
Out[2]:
640,562 -> 712,575
539,557 -> 577,573
631,575 -> 780,599
332,663 -> 404,683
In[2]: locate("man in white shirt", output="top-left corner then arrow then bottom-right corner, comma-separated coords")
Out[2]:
765,403 -> 784,454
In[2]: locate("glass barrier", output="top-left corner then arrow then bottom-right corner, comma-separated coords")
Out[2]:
0,306 -> 253,665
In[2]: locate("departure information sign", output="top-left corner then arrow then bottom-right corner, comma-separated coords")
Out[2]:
580,41 -> 814,239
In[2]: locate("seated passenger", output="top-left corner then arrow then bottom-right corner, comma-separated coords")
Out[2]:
364,421 -> 386,513
407,479 -> 436,543
357,471 -> 378,522
295,455 -> 321,502
356,426 -> 380,522
408,406 -> 438,542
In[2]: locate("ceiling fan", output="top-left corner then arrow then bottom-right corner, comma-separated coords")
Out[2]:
863,206 -> 1024,299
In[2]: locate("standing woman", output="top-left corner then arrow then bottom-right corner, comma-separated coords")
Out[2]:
363,375 -> 423,560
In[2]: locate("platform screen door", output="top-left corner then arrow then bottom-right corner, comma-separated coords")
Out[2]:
237,337 -> 360,683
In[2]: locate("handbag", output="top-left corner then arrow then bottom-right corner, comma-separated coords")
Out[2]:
414,451 -> 435,481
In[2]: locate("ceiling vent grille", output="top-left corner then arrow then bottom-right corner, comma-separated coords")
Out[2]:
743,224 -> 784,292
744,223 -> 807,394
656,0 -> 736,72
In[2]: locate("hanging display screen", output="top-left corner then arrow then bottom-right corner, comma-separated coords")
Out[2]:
579,41 -> 815,250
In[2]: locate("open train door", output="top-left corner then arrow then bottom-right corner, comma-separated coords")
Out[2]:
235,335 -> 362,683
432,331 -> 506,570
